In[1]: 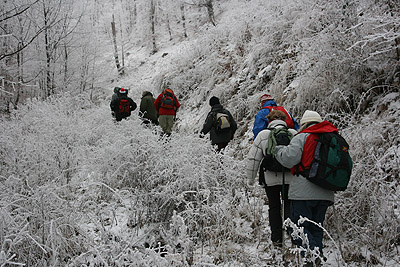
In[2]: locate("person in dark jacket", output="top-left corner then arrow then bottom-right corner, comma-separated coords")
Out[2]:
110,88 -> 137,121
139,91 -> 158,125
200,96 -> 237,152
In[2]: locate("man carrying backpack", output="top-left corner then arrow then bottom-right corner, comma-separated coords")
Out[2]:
275,110 -> 348,266
200,96 -> 237,152
253,94 -> 299,139
246,110 -> 297,247
140,91 -> 158,125
110,88 -> 137,121
154,88 -> 180,136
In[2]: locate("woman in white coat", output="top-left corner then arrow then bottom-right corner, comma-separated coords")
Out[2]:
246,110 -> 297,247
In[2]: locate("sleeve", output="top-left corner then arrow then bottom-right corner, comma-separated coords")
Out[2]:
110,99 -> 118,112
130,99 -> 137,111
227,110 -> 237,137
289,112 -> 300,131
246,132 -> 266,186
174,96 -> 181,110
200,112 -> 214,135
154,94 -> 161,112
252,109 -> 270,139
139,98 -> 146,114
275,133 -> 306,168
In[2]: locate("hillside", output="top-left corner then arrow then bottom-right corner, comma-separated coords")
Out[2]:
1,0 -> 399,266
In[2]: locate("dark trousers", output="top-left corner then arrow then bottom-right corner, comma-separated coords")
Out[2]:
290,200 -> 331,254
264,184 -> 290,243
215,142 -> 229,152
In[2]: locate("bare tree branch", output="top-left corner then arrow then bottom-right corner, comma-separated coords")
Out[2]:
0,0 -> 40,23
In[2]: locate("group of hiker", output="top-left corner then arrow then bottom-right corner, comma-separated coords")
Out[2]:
246,94 -> 352,267
110,87 -> 352,266
110,87 -> 180,136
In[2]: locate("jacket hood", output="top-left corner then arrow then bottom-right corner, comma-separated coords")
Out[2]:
211,103 -> 224,112
262,100 -> 277,108
142,91 -> 153,97
268,119 -> 287,128
300,121 -> 338,134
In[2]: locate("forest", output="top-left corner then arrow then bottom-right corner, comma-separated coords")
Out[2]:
1,0 -> 399,266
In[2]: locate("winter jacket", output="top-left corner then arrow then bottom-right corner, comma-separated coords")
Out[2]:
201,104 -> 237,145
252,100 -> 299,139
275,121 -> 335,202
154,92 -> 181,116
110,95 -> 137,120
246,120 -> 297,187
140,91 -> 158,121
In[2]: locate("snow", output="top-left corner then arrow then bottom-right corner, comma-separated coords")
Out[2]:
1,0 -> 400,266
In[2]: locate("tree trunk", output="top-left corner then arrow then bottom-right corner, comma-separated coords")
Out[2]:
111,14 -> 124,75
150,0 -> 157,54
43,5 -> 53,97
205,0 -> 216,26
180,3 -> 187,38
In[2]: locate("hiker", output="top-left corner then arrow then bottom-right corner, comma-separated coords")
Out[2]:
200,96 -> 237,152
275,110 -> 336,266
154,88 -> 180,136
139,91 -> 158,125
252,94 -> 299,139
111,87 -> 121,102
246,110 -> 297,247
110,88 -> 137,121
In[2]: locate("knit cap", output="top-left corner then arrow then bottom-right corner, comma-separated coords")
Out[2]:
209,96 -> 220,106
260,94 -> 274,102
300,110 -> 322,126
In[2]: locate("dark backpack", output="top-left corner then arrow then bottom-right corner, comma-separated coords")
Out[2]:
295,132 -> 353,191
118,98 -> 131,117
214,112 -> 231,132
262,126 -> 293,172
160,89 -> 175,109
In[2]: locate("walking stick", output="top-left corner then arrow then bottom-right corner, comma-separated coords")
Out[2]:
282,168 -> 287,266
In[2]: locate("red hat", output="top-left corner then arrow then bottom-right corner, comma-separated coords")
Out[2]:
260,94 -> 273,102
119,88 -> 127,94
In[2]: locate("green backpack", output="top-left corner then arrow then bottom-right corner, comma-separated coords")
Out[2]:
298,132 -> 353,191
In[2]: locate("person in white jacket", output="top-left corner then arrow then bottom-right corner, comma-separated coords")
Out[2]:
246,110 -> 297,247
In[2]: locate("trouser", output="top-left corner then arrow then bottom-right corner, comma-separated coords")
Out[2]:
215,142 -> 229,152
142,118 -> 159,126
158,115 -> 175,134
290,200 -> 331,254
264,184 -> 290,243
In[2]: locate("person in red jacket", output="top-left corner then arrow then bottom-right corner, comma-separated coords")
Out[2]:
154,88 -> 181,136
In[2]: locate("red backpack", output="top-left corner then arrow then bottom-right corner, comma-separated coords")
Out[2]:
160,89 -> 176,109
263,106 -> 295,129
118,99 -> 131,116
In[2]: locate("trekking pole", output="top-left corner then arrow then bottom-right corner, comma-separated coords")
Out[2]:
282,168 -> 287,266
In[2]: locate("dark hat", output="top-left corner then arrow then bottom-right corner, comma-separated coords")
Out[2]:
209,96 -> 220,106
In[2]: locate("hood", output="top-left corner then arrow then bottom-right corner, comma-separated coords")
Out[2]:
300,121 -> 338,134
268,119 -> 287,128
211,103 -> 224,112
142,91 -> 153,97
262,100 -> 277,108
